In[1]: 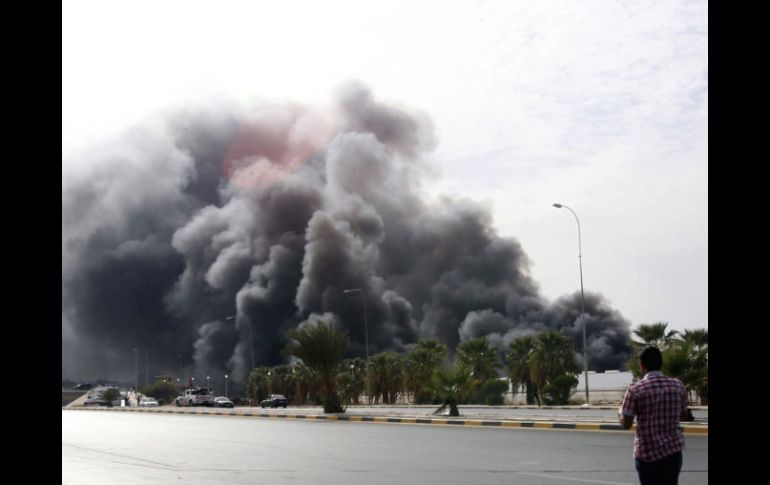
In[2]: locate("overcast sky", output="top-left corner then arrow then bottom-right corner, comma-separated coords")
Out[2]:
62,0 -> 707,331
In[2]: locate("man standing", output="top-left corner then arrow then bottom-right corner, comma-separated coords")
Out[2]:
620,346 -> 690,485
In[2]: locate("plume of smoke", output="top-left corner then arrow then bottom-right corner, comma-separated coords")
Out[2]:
62,82 -> 631,385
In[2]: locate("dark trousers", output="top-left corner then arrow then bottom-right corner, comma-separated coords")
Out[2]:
635,451 -> 682,485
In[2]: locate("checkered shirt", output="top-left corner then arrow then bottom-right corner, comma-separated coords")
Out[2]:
621,371 -> 688,462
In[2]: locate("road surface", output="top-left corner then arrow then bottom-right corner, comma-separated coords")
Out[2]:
63,410 -> 707,485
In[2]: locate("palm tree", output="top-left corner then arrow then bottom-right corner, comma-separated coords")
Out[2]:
291,362 -> 320,405
680,329 -> 708,350
101,388 -> 120,407
506,336 -> 538,405
456,337 -> 500,402
632,322 -> 679,348
246,367 -> 270,404
405,339 -> 448,404
338,357 -> 366,405
529,331 -> 579,405
627,322 -> 684,378
268,364 -> 295,400
431,366 -> 474,417
285,322 -> 348,413
367,351 -> 405,404
664,328 -> 708,404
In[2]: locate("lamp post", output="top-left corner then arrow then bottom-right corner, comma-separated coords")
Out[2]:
225,374 -> 229,397
206,376 -> 210,393
343,288 -> 369,363
177,355 -> 181,381
133,348 -> 138,390
145,350 -> 149,386
553,202 -> 590,405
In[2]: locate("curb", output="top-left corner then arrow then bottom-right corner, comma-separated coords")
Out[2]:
64,407 -> 708,435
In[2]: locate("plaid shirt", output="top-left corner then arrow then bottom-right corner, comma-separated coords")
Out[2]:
621,371 -> 688,462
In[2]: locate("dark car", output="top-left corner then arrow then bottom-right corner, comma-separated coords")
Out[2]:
260,394 -> 288,408
231,396 -> 251,406
74,383 -> 93,391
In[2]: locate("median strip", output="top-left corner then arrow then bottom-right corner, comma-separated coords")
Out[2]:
64,407 -> 707,435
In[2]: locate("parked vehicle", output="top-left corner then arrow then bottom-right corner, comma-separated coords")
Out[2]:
231,396 -> 251,406
139,397 -> 159,407
74,383 -> 93,391
260,394 -> 288,408
83,386 -> 119,406
213,396 -> 234,408
175,388 -> 215,407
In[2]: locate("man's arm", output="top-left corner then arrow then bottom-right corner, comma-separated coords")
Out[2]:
680,385 -> 691,421
619,412 -> 634,429
619,387 -> 635,430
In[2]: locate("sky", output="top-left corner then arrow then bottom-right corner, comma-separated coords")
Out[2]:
62,0 -> 707,333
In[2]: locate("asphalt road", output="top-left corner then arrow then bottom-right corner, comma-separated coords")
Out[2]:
63,410 -> 707,485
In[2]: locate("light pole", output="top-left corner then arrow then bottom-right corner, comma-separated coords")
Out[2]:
145,350 -> 149,386
206,376 -> 210,392
177,355 -> 181,381
553,202 -> 589,405
225,374 -> 229,397
343,288 -> 369,362
133,348 -> 138,390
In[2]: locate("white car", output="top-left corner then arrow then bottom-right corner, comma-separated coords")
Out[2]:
213,396 -> 234,408
139,397 -> 159,407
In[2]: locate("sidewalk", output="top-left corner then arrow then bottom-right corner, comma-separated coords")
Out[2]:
66,404 -> 708,435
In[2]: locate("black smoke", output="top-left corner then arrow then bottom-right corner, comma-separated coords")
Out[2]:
62,83 -> 631,385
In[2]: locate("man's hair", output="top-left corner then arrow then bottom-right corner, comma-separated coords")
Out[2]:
639,346 -> 663,371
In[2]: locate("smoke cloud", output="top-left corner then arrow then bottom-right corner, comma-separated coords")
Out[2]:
62,82 -> 631,385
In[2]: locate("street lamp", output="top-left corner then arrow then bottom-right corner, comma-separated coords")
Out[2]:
133,348 -> 138,390
206,376 -> 210,392
343,288 -> 369,362
225,374 -> 229,397
553,202 -> 590,405
145,350 -> 149,386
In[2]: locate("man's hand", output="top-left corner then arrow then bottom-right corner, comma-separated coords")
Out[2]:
619,410 -> 634,430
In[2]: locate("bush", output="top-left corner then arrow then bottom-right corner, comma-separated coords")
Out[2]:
101,388 -> 120,407
481,379 -> 508,405
542,374 -> 578,405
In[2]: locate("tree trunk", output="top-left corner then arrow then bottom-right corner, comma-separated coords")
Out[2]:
323,392 -> 344,413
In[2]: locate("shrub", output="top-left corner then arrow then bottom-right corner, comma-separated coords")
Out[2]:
482,379 -> 508,405
101,388 -> 120,407
542,374 -> 578,405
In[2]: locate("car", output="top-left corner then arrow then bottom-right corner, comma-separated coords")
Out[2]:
213,396 -> 234,408
139,397 -> 159,407
175,387 -> 215,407
83,386 -> 120,406
260,394 -> 288,408
74,383 -> 93,391
83,397 -> 109,406
231,396 -> 252,406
